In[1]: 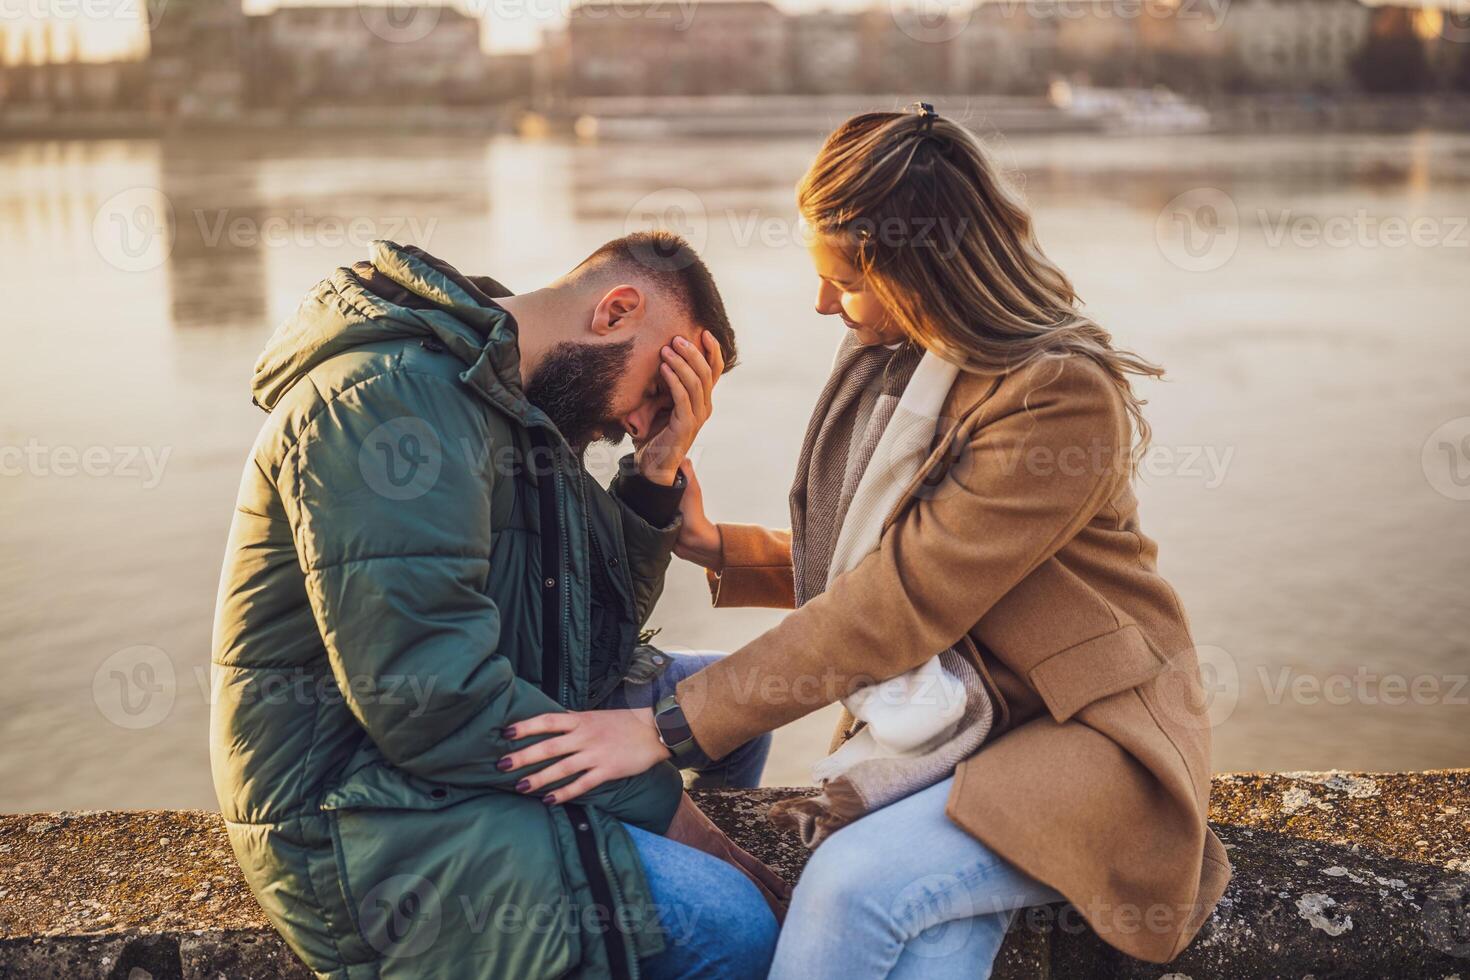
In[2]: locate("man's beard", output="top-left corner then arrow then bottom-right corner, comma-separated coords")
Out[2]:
523,338 -> 636,453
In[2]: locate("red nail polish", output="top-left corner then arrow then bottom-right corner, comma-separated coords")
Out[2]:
541,794 -> 556,806
515,778 -> 531,793
503,727 -> 517,739
496,757 -> 513,771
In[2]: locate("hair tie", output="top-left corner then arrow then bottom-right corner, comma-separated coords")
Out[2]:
910,101 -> 937,135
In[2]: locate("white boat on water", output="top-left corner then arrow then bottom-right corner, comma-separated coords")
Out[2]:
1050,81 -> 1214,134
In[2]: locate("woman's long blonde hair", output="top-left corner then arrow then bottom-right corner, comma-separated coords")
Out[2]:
797,108 -> 1162,464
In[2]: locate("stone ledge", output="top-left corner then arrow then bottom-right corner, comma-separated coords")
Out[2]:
2,771 -> 1467,979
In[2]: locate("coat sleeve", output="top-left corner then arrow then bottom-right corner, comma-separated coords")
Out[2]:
675,358 -> 1131,761
705,524 -> 796,609
279,369 -> 681,830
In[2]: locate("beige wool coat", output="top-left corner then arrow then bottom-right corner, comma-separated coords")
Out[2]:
674,354 -> 1231,963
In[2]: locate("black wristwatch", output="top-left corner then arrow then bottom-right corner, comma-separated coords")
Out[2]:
653,694 -> 711,769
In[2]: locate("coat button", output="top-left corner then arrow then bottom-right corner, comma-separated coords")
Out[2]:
544,577 -> 556,589
608,557 -> 619,568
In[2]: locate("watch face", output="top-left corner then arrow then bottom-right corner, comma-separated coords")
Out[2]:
654,698 -> 693,748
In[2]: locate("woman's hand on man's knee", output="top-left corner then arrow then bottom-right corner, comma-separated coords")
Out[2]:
500,707 -> 670,804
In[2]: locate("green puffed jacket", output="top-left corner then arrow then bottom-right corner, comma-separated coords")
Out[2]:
210,241 -> 684,980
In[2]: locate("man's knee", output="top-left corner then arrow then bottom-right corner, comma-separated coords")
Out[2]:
655,858 -> 777,980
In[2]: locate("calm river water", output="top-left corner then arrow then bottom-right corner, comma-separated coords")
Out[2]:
1,129 -> 1467,810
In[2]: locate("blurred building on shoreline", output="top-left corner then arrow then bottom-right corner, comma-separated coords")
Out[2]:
0,0 -> 1466,121
245,6 -> 488,108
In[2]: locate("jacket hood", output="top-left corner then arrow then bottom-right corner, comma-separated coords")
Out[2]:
250,240 -> 528,417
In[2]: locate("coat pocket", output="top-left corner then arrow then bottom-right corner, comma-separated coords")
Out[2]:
1027,624 -> 1168,724
320,766 -> 581,979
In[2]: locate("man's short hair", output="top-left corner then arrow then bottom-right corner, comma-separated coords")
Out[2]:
571,231 -> 738,371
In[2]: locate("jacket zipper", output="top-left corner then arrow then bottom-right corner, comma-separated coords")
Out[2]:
566,803 -> 635,980
531,430 -> 570,706
559,468 -> 584,706
530,431 -> 633,977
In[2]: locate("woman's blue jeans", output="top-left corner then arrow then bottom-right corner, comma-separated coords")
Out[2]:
768,776 -> 1062,980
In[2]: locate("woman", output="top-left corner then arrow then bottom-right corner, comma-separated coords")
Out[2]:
507,105 -> 1231,977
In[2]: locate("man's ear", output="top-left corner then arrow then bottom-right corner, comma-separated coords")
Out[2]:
590,285 -> 644,337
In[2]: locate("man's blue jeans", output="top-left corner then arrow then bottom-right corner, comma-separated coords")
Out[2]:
607,651 -> 779,979
625,823 -> 779,980
602,650 -> 771,789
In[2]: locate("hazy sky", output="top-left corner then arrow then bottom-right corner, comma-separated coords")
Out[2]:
0,0 -> 886,61
5,0 -> 1423,64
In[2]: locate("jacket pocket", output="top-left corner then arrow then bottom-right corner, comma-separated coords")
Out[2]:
1028,624 -> 1167,723
321,766 -> 580,979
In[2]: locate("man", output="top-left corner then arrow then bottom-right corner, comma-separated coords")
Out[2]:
211,235 -> 777,980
